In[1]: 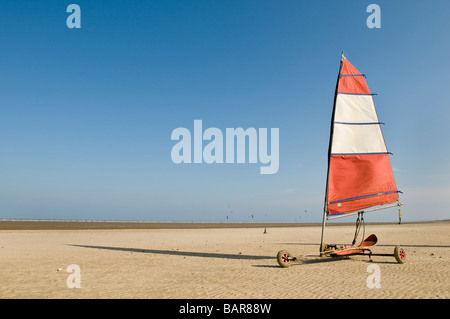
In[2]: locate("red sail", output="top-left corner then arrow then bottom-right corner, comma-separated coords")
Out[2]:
326,57 -> 399,215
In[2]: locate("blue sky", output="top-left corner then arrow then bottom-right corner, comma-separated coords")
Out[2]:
0,1 -> 449,223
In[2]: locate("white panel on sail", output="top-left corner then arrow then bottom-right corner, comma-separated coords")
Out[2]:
331,123 -> 387,154
334,94 -> 379,124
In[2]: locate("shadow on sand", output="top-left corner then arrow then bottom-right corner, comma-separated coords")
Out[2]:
68,244 -> 274,260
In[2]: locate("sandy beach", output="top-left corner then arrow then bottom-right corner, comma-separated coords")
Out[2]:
0,220 -> 449,299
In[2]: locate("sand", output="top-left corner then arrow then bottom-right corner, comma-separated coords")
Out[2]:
0,220 -> 449,299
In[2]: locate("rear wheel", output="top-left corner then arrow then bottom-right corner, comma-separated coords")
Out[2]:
394,246 -> 406,264
277,250 -> 294,268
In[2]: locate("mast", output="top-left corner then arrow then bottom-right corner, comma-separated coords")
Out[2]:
320,52 -> 345,255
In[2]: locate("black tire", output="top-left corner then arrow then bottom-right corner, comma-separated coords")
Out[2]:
277,250 -> 293,268
394,246 -> 406,264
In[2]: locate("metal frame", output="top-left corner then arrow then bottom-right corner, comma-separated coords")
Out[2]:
320,202 -> 402,255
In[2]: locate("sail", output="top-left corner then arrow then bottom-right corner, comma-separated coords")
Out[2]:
325,54 -> 399,216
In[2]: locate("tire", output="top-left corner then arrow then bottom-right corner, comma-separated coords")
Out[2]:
277,250 -> 293,268
394,246 -> 406,264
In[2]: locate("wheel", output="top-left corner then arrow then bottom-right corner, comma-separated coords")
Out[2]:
277,250 -> 294,268
394,246 -> 406,264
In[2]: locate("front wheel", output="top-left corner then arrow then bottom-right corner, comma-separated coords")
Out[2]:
394,246 -> 406,264
277,250 -> 294,268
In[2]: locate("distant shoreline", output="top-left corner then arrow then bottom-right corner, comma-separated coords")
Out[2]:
0,218 -> 448,230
